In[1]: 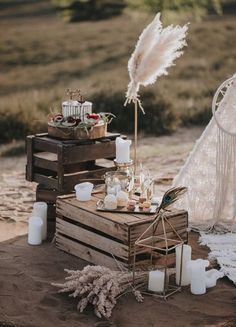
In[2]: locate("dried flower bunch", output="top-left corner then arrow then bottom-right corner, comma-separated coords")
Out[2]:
48,112 -> 115,134
125,12 -> 189,111
52,265 -> 146,318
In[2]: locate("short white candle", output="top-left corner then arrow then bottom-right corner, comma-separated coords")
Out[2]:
32,202 -> 47,240
188,259 -> 209,295
28,216 -> 43,245
148,270 -> 165,293
115,137 -> 131,163
175,244 -> 192,286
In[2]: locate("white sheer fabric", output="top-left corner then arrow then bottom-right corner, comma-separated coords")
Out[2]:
173,75 -> 236,231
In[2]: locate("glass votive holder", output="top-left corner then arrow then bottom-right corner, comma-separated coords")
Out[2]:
74,182 -> 94,201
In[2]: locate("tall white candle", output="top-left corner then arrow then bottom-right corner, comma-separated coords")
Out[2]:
188,259 -> 209,295
115,137 -> 131,163
148,270 -> 165,293
32,202 -> 47,240
175,244 -> 192,286
28,216 -> 43,245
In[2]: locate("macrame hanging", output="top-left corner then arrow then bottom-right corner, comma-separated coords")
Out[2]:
173,74 -> 236,232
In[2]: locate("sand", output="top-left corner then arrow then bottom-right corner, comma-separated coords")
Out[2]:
0,232 -> 235,327
1,127 -> 236,326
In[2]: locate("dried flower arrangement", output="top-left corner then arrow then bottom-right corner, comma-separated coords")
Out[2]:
52,265 -> 146,318
48,112 -> 115,135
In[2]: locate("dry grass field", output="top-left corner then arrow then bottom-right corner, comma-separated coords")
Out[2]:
0,0 -> 235,142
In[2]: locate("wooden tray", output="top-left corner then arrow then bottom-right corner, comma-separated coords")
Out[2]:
48,122 -> 106,140
96,199 -> 159,215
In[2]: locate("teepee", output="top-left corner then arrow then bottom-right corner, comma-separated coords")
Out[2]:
173,74 -> 236,232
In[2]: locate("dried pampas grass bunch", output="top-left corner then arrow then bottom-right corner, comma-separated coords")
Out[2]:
125,12 -> 189,111
52,265 -> 146,319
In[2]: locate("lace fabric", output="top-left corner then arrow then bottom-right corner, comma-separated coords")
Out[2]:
173,75 -> 236,232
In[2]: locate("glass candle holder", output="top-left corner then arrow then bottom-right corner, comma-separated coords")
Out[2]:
104,171 -> 129,195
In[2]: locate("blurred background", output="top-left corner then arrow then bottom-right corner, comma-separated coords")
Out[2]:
0,0 -> 235,152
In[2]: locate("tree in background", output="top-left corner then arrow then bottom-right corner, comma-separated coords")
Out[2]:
52,0 -> 125,21
125,0 -> 222,22
52,0 -> 223,22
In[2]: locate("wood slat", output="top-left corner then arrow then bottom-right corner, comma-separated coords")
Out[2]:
63,166 -> 115,191
36,185 -> 61,203
33,173 -> 58,189
62,141 -> 116,164
34,153 -> 58,171
33,137 -> 59,153
56,200 -> 128,241
26,135 -> 34,181
60,195 -> 141,224
56,234 -> 127,270
57,218 -> 129,259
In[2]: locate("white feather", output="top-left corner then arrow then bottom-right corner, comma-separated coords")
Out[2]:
127,13 -> 162,94
125,13 -> 188,104
137,24 -> 188,86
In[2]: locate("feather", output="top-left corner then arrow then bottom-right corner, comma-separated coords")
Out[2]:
125,13 -> 188,105
126,13 -> 162,100
136,24 -> 188,87
159,186 -> 187,210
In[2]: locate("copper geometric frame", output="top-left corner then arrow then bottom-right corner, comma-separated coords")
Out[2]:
132,210 -> 185,299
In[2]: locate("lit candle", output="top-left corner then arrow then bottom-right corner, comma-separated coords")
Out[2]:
32,202 -> 47,240
175,244 -> 192,286
115,137 -> 131,163
148,270 -> 165,293
28,216 -> 43,245
188,259 -> 209,295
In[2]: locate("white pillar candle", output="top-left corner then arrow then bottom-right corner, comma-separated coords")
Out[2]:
176,244 -> 192,286
115,137 -> 131,163
28,216 -> 43,245
188,259 -> 209,295
32,202 -> 47,240
148,270 -> 165,293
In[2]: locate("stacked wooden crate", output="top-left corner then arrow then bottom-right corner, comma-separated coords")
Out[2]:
56,193 -> 188,269
26,132 -> 121,220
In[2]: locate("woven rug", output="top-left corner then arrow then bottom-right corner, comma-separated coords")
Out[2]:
199,232 -> 236,284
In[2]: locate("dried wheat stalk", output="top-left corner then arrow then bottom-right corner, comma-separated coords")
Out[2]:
52,265 -> 147,319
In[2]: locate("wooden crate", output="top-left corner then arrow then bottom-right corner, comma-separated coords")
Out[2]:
56,194 -> 188,270
26,132 -> 122,193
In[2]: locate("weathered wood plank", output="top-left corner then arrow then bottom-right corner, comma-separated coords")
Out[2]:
63,141 -> 116,164
33,173 -> 58,189
36,185 -> 61,204
33,137 -> 59,153
26,135 -> 35,181
56,234 -> 127,270
33,153 -> 58,172
56,200 -> 128,241
63,165 -> 115,191
57,218 -> 129,259
60,195 -> 140,224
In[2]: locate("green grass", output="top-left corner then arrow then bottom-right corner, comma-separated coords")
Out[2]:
0,0 -> 235,142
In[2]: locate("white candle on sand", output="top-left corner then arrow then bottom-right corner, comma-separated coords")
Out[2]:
32,202 -> 47,240
188,259 -> 209,295
175,244 -> 192,286
148,270 -> 165,293
28,216 -> 43,245
115,137 -> 131,163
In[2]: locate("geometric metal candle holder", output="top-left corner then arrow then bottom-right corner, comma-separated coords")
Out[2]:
132,210 -> 185,300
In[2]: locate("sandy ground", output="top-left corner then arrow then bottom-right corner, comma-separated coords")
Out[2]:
0,127 -> 203,242
0,233 -> 236,327
1,127 -> 236,327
